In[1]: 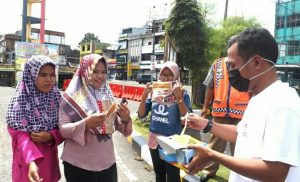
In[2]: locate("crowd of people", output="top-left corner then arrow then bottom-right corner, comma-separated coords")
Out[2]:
5,28 -> 300,182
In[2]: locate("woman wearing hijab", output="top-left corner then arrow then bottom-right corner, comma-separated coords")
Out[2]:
138,61 -> 192,182
58,54 -> 132,182
6,55 -> 63,182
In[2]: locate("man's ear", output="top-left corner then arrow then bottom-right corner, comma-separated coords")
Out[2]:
253,56 -> 263,70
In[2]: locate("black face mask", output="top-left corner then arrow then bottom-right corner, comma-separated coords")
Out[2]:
229,69 -> 249,92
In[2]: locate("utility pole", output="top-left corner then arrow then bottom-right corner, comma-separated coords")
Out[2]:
224,0 -> 229,20
151,20 -> 156,83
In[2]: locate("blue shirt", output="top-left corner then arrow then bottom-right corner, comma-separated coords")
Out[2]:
142,91 -> 192,136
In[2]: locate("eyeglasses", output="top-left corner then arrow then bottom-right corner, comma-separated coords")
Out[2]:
160,74 -> 174,79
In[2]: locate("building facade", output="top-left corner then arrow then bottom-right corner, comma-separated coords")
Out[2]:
0,29 -> 71,65
275,0 -> 300,88
118,19 -> 166,80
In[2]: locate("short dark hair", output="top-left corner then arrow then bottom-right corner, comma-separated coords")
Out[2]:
227,35 -> 238,48
236,28 -> 278,64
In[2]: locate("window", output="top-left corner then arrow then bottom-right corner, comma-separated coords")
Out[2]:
288,40 -> 300,56
49,35 -> 62,44
286,14 -> 300,27
131,56 -> 139,62
276,16 -> 285,29
155,54 -> 163,60
278,42 -> 287,57
118,41 -> 127,49
142,54 -> 151,61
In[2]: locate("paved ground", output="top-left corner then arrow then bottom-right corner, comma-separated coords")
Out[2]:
0,86 -> 155,182
0,84 -> 231,182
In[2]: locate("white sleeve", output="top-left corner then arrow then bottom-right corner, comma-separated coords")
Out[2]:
262,106 -> 300,167
203,65 -> 214,87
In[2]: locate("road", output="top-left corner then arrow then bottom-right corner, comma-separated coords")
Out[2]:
0,86 -> 155,182
0,81 -> 231,181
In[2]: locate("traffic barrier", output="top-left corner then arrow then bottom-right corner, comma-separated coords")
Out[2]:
62,79 -> 71,91
109,83 -> 116,97
123,85 -> 133,100
133,87 -> 145,101
110,83 -> 146,101
128,86 -> 137,100
114,84 -> 123,98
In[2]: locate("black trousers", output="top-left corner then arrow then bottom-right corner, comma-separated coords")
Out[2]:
63,161 -> 117,182
149,148 -> 180,182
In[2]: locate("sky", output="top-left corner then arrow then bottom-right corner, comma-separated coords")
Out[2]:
0,0 -> 276,49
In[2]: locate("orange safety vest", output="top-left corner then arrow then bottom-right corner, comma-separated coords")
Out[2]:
212,58 -> 250,119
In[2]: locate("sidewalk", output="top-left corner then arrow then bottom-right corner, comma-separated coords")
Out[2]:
127,113 -> 203,182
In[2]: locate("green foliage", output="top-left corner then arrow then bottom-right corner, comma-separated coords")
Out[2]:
165,0 -> 209,72
207,16 -> 262,61
78,32 -> 101,45
197,165 -> 230,182
165,0 -> 210,105
132,114 -> 150,139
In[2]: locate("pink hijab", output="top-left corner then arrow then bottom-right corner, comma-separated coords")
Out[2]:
153,61 -> 180,105
158,61 -> 180,82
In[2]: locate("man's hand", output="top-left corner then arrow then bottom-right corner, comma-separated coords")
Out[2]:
181,113 -> 209,131
85,113 -> 106,129
28,161 -> 43,182
185,144 -> 214,175
30,131 -> 53,143
200,107 -> 209,118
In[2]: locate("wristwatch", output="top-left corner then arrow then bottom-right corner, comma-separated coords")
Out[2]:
203,119 -> 213,133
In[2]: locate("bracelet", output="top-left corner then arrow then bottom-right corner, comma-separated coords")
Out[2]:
203,119 -> 213,133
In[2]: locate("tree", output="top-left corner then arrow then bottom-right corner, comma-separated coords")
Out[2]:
208,16 -> 261,60
67,49 -> 80,63
165,0 -> 210,106
78,33 -> 100,45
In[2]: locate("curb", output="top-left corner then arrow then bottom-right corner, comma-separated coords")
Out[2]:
127,117 -> 200,182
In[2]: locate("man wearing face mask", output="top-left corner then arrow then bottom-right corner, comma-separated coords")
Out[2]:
184,28 -> 300,182
200,36 -> 250,182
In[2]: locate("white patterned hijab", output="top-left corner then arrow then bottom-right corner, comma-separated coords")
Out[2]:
6,55 -> 61,132
61,54 -> 114,118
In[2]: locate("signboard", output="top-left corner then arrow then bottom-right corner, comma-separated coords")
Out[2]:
127,61 -> 132,77
117,55 -> 126,63
14,42 -> 61,85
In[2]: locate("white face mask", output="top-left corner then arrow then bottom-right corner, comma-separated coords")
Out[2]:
239,56 -> 275,81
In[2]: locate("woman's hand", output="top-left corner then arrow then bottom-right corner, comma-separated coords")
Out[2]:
28,161 -> 43,182
117,103 -> 131,123
142,83 -> 153,100
30,131 -> 53,143
172,81 -> 184,101
85,113 -> 106,129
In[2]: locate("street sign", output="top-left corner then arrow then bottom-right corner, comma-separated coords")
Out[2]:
151,61 -> 155,71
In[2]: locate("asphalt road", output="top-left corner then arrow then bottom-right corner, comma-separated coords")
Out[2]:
0,86 -> 155,182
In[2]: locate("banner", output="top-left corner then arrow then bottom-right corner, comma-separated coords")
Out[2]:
14,42 -> 62,85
